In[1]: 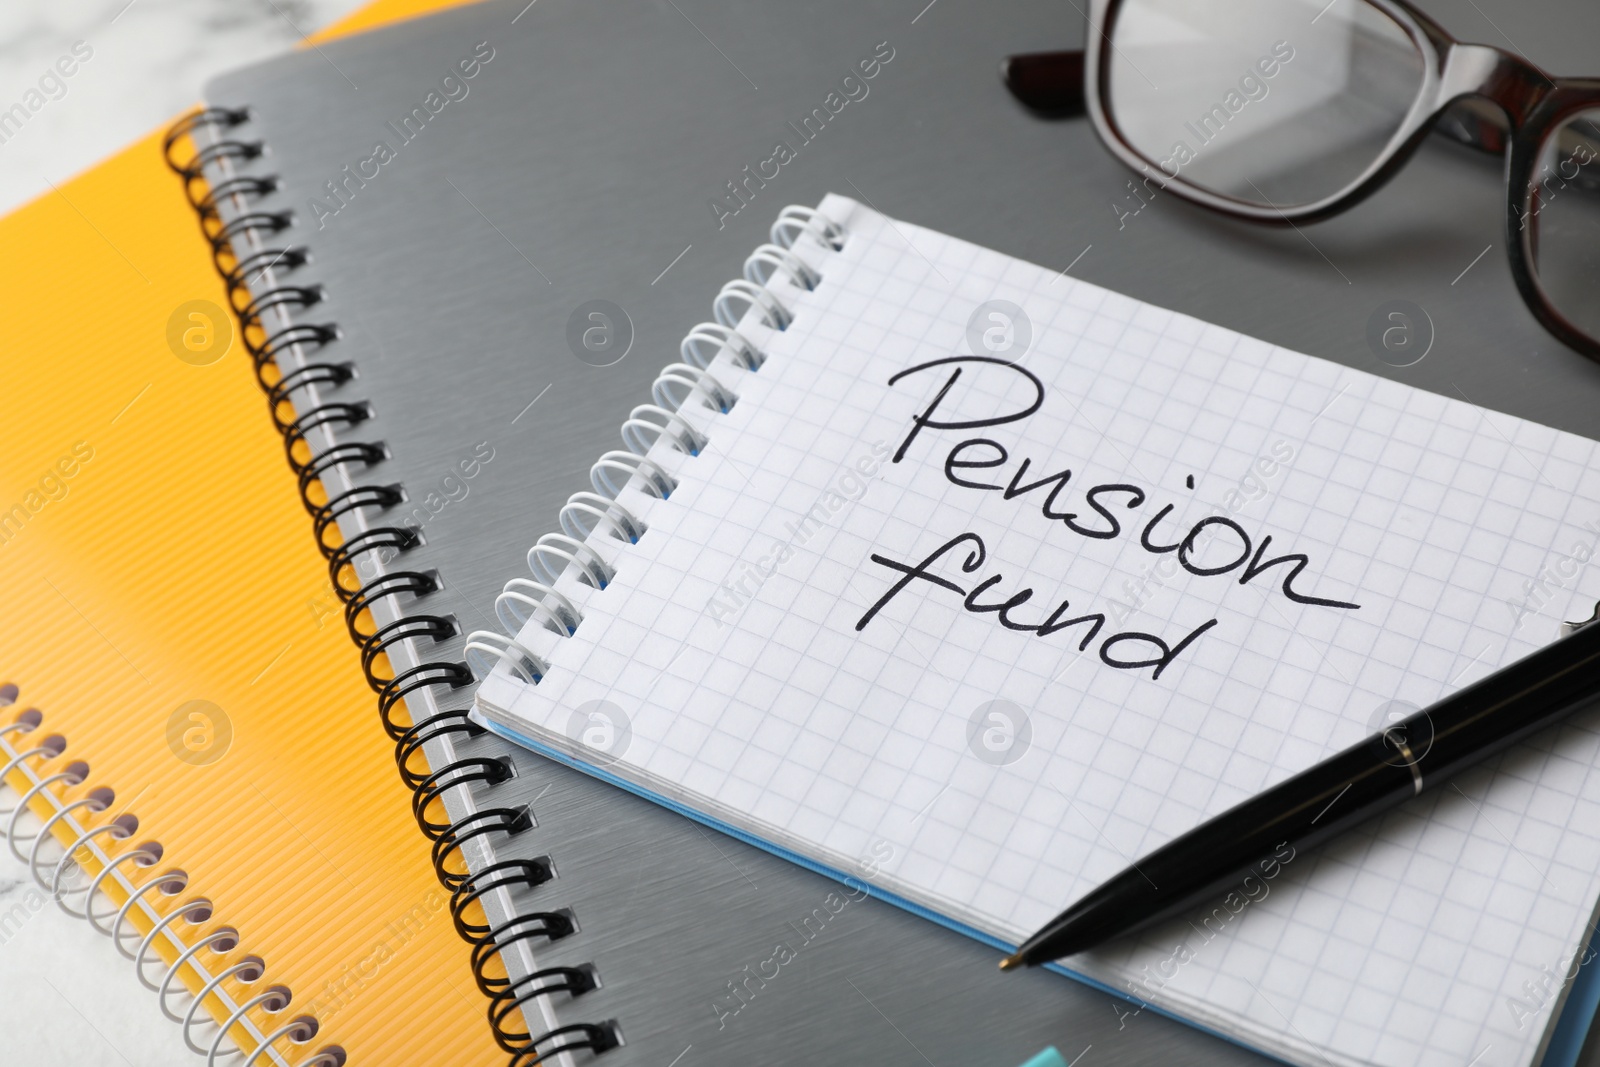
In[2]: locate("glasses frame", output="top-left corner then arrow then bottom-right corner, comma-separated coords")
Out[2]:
1063,0 -> 1600,361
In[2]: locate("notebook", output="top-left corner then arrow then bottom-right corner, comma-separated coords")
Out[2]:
183,0 -> 1600,1064
181,5 -> 1171,1066
0,2 -> 503,1064
472,191 -> 1600,1067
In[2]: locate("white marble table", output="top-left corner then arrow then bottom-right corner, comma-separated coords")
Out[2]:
0,5 -> 365,1060
0,0 -> 365,217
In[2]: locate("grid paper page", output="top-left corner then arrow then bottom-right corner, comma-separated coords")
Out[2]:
477,194 -> 1600,1067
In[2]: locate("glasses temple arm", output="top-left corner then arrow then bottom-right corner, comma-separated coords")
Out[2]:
1002,50 -> 1086,117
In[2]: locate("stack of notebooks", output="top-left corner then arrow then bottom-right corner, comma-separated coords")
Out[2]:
7,0 -> 1600,1065
0,4 -> 495,1064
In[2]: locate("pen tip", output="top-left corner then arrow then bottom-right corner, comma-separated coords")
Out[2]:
998,952 -> 1024,972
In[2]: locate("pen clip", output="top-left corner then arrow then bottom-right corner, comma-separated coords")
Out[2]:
1560,601 -> 1600,636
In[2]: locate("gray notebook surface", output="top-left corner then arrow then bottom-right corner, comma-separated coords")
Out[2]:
198,0 -> 1600,1063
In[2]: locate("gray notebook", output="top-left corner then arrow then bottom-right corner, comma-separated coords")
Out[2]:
186,0 -> 1600,1064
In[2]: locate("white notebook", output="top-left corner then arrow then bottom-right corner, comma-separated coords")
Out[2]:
473,194 -> 1600,1067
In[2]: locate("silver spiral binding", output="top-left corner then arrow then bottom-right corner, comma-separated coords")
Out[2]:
652,365 -> 736,415
7,762 -> 90,861
463,632 -> 548,687
681,323 -> 762,371
591,451 -> 675,499
621,404 -> 707,456
559,494 -> 646,544
714,278 -> 792,331
497,580 -> 583,637
110,868 -> 190,955
23,784 -> 109,870
0,688 -> 337,1067
47,817 -> 137,908
769,204 -> 846,252
181,958 -> 265,1056
159,927 -> 241,1019
529,535 -> 615,590
134,897 -> 214,980
466,204 -> 849,685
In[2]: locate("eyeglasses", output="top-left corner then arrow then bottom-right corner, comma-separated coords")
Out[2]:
1004,0 -> 1600,362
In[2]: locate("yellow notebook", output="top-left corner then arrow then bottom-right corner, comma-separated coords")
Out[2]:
0,1 -> 495,1063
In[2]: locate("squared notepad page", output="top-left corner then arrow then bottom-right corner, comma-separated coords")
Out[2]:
476,193 -> 1600,1067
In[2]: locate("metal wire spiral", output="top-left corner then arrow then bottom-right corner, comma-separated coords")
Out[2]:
167,104 -> 845,1062
164,106 -> 619,1061
466,204 -> 847,706
0,693 -> 335,1066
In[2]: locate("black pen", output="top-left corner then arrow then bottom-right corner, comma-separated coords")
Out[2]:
1000,606 -> 1600,970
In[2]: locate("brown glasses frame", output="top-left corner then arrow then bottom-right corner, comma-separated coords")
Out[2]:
1004,0 -> 1600,362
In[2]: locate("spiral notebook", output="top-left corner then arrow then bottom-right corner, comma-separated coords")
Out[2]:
183,3 -> 1178,1066
472,190 -> 1600,1067
0,4 -> 505,1062
186,0 -> 1600,1065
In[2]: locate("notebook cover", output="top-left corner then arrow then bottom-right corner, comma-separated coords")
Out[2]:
0,1 -> 498,1063
194,0 -> 1600,1064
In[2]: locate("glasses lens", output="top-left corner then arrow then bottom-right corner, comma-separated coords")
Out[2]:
1104,0 -> 1426,208
1528,110 -> 1600,342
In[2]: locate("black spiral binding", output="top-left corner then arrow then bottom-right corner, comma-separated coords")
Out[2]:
163,107 -> 619,1065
